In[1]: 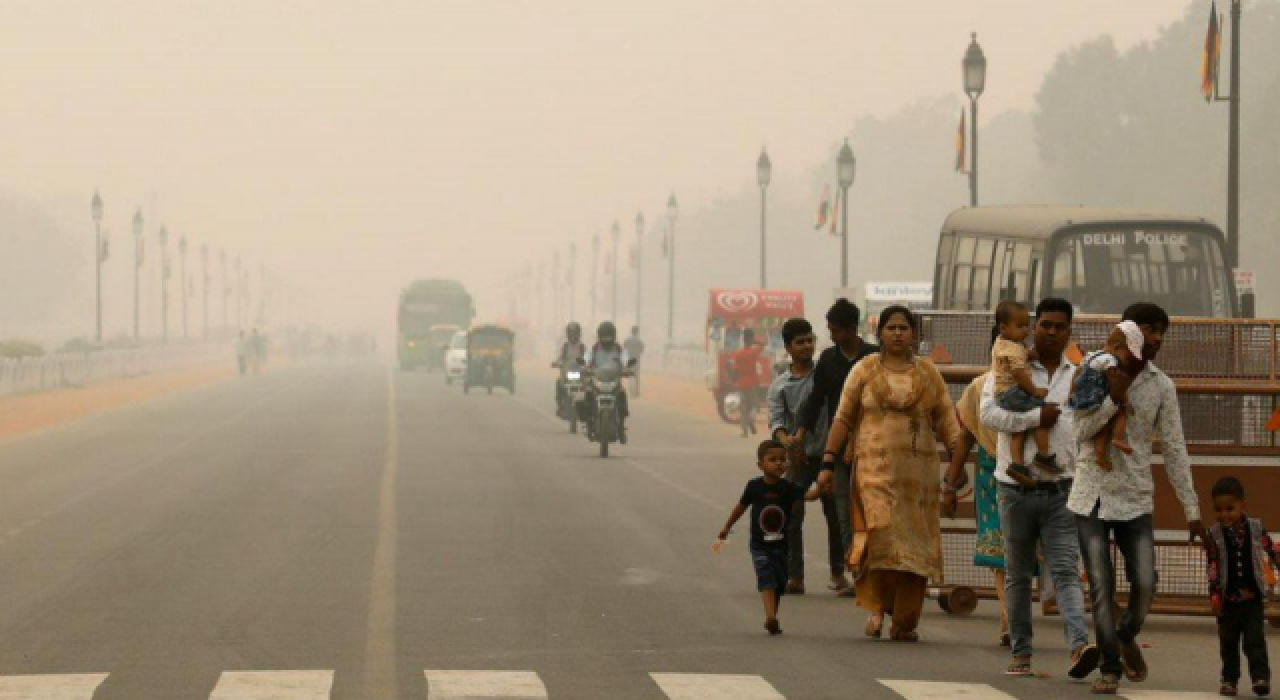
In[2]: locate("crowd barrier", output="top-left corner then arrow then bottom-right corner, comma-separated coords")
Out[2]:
0,343 -> 231,399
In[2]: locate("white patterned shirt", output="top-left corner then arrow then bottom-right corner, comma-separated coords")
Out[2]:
1067,361 -> 1201,523
979,358 -> 1078,485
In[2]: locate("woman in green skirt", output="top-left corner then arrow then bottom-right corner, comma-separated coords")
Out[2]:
943,371 -> 1010,647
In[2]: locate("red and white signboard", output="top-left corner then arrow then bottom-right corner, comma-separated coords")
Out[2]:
708,289 -> 804,321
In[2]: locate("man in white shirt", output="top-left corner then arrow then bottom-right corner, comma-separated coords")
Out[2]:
1069,303 -> 1207,693
980,297 -> 1097,680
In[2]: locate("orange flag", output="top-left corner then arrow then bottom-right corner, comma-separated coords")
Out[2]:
1201,2 -> 1221,102
955,108 -> 967,173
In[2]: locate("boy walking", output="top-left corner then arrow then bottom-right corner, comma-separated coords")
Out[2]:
1208,477 -> 1278,697
716,439 -> 819,635
767,318 -> 850,594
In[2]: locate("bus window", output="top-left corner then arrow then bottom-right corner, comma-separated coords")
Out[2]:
971,238 -> 995,309
1047,229 -> 1232,317
935,233 -> 954,307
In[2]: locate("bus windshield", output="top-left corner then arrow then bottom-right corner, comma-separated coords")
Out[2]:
1046,229 -> 1232,317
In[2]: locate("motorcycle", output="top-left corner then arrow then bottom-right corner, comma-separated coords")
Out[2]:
553,361 -> 586,434
584,359 -> 635,458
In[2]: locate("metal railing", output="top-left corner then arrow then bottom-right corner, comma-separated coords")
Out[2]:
918,311 -> 1280,381
0,343 -> 231,398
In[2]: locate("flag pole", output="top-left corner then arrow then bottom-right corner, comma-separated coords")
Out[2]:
1226,0 -> 1241,274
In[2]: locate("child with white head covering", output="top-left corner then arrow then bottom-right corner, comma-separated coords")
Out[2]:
1067,321 -> 1144,471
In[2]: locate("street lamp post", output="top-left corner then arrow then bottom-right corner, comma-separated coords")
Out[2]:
219,250 -> 228,334
132,209 -> 143,343
666,193 -> 679,346
179,235 -> 189,340
568,242 -> 577,321
611,220 -> 620,320
757,149 -> 771,288
634,211 -> 645,331
201,245 -> 209,340
963,33 -> 987,208
837,140 -> 856,288
91,191 -> 104,344
159,227 -> 170,344
235,256 -> 243,331
591,233 -> 600,326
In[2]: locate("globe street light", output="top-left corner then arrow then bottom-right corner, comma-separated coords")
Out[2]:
837,139 -> 857,288
757,149 -> 772,289
568,242 -> 577,321
201,244 -> 209,340
132,209 -> 144,343
158,226 -> 170,344
91,191 -> 104,344
611,220 -> 621,320
591,233 -> 600,327
634,211 -> 645,332
666,192 -> 679,345
963,32 -> 987,207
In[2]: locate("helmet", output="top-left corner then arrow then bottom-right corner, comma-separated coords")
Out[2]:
565,322 -> 581,340
597,321 -> 617,341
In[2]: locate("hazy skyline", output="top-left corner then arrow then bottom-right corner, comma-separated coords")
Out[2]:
0,1 -> 1207,335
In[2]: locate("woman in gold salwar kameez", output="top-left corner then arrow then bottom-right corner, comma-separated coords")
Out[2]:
820,306 -> 964,641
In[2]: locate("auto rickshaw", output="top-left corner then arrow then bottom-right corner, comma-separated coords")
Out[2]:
464,324 -> 516,395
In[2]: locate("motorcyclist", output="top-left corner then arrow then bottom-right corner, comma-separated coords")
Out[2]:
584,321 -> 631,442
554,322 -> 587,412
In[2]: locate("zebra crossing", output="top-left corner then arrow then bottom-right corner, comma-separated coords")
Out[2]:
0,671 -> 1228,698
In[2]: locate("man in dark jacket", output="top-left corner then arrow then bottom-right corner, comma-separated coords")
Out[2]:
795,299 -> 878,594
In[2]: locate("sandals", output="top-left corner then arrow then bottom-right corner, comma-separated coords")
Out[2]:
865,614 -> 884,639
1006,657 -> 1033,677
1068,643 -> 1101,680
1091,673 -> 1120,695
1220,680 -> 1238,697
1120,639 -> 1148,682
764,618 -> 781,635
889,626 -> 919,642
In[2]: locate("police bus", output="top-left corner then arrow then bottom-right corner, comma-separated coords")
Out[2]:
932,205 -> 1237,318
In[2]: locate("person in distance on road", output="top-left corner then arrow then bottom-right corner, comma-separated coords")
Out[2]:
716,439 -> 820,636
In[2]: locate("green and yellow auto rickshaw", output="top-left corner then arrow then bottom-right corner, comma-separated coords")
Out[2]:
464,324 -> 515,394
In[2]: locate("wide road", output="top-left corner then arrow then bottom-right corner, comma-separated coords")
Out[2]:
0,360 -> 1229,699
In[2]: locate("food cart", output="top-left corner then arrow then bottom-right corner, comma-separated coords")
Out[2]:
705,289 -> 804,423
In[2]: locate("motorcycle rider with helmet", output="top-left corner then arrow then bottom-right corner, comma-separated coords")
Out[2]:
583,320 -> 631,443
554,322 -> 587,411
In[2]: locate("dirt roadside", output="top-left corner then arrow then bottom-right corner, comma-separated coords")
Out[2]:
0,364 -> 239,443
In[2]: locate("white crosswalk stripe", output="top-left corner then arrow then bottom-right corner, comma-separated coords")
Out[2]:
1120,691 -> 1226,699
0,674 -> 108,699
208,671 -> 334,699
424,670 -> 547,698
880,680 -> 1016,700
650,673 -> 784,699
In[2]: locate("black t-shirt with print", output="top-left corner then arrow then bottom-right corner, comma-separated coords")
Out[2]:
739,477 -> 807,551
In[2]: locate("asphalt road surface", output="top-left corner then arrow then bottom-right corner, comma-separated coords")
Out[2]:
0,361 -> 1239,699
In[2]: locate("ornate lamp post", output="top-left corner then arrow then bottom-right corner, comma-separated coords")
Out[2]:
132,209 -> 144,342
665,193 -> 679,345
591,233 -> 600,326
158,226 -> 170,343
837,140 -> 856,288
634,211 -> 645,331
963,33 -> 987,207
757,149 -> 772,288
91,191 -> 104,344
178,235 -> 189,340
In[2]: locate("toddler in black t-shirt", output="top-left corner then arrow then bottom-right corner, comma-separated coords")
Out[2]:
717,439 -> 819,635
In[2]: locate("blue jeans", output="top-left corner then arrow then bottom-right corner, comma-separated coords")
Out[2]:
1076,505 -> 1156,676
998,483 -> 1090,658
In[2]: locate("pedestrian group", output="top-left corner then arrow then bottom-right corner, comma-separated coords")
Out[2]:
716,297 -> 1278,697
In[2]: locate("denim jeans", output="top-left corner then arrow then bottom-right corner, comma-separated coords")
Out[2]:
1076,504 -> 1156,676
998,483 -> 1090,658
786,456 -> 845,578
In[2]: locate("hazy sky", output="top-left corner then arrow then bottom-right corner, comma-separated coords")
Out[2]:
0,1 -> 1196,329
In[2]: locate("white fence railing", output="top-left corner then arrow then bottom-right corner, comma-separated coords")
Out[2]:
0,343 -> 231,399
655,344 -> 712,384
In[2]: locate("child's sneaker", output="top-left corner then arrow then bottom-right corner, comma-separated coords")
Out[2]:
1034,453 -> 1063,475
1220,680 -> 1237,696
1007,463 -> 1036,487
1253,678 -> 1269,696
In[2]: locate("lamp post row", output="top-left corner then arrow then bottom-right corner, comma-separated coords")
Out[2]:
91,193 -> 266,345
